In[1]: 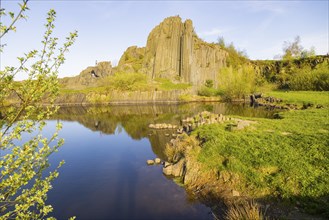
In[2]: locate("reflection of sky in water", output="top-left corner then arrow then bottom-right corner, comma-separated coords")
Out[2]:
46,120 -> 212,220
4,103 -> 278,219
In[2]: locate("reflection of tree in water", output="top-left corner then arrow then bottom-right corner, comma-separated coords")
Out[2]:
203,104 -> 214,112
52,103 -> 278,159
112,150 -> 138,220
118,115 -> 150,140
217,103 -> 280,118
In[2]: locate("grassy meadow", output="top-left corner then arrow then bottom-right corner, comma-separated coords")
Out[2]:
192,91 -> 329,216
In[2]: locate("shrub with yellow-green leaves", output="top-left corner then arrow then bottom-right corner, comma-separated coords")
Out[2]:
1,2 -> 77,218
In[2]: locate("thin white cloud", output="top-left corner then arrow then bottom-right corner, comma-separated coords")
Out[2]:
198,28 -> 222,37
246,1 -> 285,14
198,27 -> 233,37
258,14 -> 276,31
251,41 -> 284,60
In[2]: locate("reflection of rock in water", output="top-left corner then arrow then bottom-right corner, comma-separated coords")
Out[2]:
148,129 -> 178,160
53,103 -> 278,157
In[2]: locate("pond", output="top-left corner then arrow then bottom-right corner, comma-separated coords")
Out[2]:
42,103 -> 277,219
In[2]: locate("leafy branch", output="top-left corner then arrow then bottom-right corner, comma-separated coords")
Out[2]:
0,1 -> 78,219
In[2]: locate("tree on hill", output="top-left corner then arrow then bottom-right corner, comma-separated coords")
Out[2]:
0,0 -> 77,218
280,35 -> 316,60
217,36 -> 225,49
217,36 -> 248,67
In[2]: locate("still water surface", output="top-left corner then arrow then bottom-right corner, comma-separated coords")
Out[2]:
44,103 -> 277,219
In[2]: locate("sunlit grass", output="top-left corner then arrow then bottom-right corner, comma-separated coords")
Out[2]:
193,91 -> 329,215
154,78 -> 191,91
265,91 -> 329,107
60,86 -> 109,94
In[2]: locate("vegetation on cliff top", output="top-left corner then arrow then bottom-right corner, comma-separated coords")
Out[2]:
217,36 -> 249,67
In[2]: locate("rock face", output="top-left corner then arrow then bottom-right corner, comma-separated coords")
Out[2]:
60,61 -> 112,89
117,16 -> 228,86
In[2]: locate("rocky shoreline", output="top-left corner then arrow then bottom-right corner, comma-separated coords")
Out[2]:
145,111 -> 257,218
148,112 -> 251,188
250,93 -> 324,110
146,109 -> 326,219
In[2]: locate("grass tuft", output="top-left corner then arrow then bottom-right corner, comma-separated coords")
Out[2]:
224,201 -> 266,220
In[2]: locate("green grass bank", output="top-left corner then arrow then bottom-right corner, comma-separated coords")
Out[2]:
191,91 -> 329,216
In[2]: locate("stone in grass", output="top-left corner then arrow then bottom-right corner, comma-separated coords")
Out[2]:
146,159 -> 155,165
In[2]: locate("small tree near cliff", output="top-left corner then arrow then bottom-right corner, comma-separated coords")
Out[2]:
217,36 -> 225,49
0,1 -> 77,218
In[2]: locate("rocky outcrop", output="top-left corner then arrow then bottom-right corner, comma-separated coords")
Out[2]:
117,16 -> 228,86
117,46 -> 146,73
59,16 -> 328,95
60,61 -> 112,89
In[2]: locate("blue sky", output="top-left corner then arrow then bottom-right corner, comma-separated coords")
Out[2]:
1,0 -> 328,80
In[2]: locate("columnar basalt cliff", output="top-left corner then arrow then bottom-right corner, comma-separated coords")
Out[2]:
52,15 -> 329,105
117,16 -> 228,86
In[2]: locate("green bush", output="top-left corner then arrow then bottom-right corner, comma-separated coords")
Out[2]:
197,86 -> 219,97
289,62 -> 329,91
205,79 -> 214,88
217,65 -> 261,100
